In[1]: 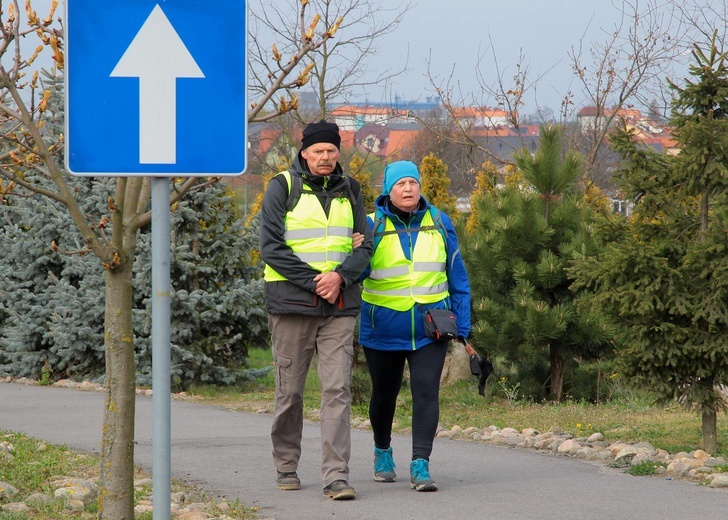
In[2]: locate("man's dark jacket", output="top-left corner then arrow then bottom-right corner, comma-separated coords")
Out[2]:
259,153 -> 373,316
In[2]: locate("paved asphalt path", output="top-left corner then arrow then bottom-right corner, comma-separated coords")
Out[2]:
1,382 -> 726,520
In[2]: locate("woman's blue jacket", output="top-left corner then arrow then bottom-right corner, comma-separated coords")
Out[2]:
358,194 -> 471,351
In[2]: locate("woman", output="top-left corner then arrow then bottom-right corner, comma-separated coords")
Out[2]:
358,160 -> 471,492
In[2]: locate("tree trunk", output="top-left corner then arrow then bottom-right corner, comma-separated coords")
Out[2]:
549,343 -> 564,402
98,259 -> 137,520
701,376 -> 718,455
702,404 -> 718,455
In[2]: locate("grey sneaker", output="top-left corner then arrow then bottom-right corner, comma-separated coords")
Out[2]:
323,479 -> 356,500
276,471 -> 301,490
410,459 -> 438,492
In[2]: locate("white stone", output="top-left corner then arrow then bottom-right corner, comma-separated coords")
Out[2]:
440,346 -> 472,386
557,439 -> 581,455
586,432 -> 604,443
666,461 -> 692,477
2,502 -> 31,514
709,475 -> 728,488
66,499 -> 85,512
0,481 -> 19,499
614,446 -> 640,461
53,479 -> 99,505
179,510 -> 213,519
692,449 -> 710,461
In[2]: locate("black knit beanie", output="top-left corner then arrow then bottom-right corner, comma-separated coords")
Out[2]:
301,120 -> 341,150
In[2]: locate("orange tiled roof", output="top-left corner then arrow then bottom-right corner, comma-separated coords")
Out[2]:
331,105 -> 405,117
339,129 -> 356,149
385,129 -> 420,157
256,128 -> 280,155
452,106 -> 508,118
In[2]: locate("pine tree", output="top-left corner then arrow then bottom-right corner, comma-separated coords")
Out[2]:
0,71 -> 109,381
134,181 -> 269,389
0,177 -> 268,388
465,126 -> 612,401
0,74 -> 268,390
571,35 -> 728,453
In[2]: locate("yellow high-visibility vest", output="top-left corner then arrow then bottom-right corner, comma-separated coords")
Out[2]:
362,211 -> 448,311
264,171 -> 354,282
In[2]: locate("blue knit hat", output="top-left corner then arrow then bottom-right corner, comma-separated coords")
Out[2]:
382,160 -> 420,195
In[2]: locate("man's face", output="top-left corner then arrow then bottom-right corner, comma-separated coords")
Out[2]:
301,143 -> 340,176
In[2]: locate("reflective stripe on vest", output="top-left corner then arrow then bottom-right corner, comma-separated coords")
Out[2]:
264,172 -> 354,282
362,211 -> 448,311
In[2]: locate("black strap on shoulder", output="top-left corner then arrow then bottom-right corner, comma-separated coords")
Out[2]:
373,207 -> 448,249
285,173 -> 303,212
287,173 -> 357,211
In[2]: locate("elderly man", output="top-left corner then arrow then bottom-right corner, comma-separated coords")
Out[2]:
259,120 -> 373,500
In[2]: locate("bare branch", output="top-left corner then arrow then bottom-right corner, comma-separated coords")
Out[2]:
248,0 -> 410,122
568,0 -> 685,181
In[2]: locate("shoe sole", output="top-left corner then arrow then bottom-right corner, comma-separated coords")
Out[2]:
276,483 -> 301,491
410,482 -> 438,492
374,475 -> 396,482
324,490 -> 357,500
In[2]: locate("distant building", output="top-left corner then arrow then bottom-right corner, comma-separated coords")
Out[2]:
331,105 -> 413,131
577,105 -> 677,153
354,122 -> 422,161
452,106 -> 511,128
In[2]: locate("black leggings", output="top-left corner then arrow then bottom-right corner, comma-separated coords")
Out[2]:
363,341 -> 448,461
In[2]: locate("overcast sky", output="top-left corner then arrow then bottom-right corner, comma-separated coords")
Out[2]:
45,0 -> 717,118
369,0 -> 687,115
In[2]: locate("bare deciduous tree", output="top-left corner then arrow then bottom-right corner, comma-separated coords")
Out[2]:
248,0 -> 411,121
413,1 -> 689,195
568,0 -> 685,184
667,0 -> 728,52
0,1 -> 338,518
411,44 -> 552,184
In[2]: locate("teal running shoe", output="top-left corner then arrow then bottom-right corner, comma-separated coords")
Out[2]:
410,459 -> 438,491
374,446 -> 396,482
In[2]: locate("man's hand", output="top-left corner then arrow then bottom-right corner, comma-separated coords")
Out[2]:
352,232 -> 364,249
314,271 -> 344,304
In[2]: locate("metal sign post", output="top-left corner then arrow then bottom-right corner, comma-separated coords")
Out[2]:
151,177 -> 172,519
65,2 -> 247,518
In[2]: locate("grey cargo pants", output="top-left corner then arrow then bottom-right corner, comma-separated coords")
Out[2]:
269,314 -> 355,487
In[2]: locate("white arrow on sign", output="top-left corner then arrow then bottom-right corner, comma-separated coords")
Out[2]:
111,4 -> 204,164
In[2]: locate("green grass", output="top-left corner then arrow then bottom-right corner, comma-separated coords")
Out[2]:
0,431 -> 258,519
198,346 -> 728,460
626,460 -> 668,476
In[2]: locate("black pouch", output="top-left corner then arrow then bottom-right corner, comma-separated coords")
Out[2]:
423,308 -> 458,341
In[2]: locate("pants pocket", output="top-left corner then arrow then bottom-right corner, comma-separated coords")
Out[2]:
275,353 -> 293,394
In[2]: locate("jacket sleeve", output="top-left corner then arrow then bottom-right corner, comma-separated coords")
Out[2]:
259,175 -> 319,293
334,177 -> 374,287
441,211 -> 472,339
357,214 -> 376,282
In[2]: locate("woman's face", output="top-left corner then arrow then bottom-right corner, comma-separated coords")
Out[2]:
389,177 -> 420,212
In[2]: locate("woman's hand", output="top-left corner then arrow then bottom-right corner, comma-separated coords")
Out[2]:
352,232 -> 364,249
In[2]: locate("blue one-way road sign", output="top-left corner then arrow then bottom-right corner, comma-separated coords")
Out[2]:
65,1 -> 247,176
